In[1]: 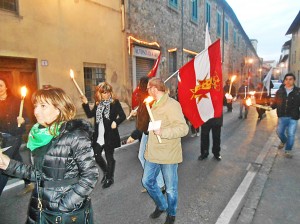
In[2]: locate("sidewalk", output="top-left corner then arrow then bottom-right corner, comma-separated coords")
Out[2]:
236,123 -> 300,224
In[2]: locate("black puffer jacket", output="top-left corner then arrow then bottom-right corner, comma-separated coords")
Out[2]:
4,119 -> 99,224
272,85 -> 300,120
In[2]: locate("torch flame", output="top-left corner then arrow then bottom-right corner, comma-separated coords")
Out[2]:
249,91 -> 256,96
70,69 -> 74,79
231,75 -> 237,82
246,97 -> 252,106
144,96 -> 154,104
21,86 -> 27,98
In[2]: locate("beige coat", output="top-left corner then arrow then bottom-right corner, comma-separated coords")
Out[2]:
144,93 -> 189,164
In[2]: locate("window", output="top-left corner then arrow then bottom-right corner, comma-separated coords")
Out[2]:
217,11 -> 221,36
84,64 -> 106,102
233,29 -> 237,46
168,51 -> 177,74
205,1 -> 211,28
0,0 -> 17,12
225,19 -> 229,41
169,0 -> 178,9
191,0 -> 198,22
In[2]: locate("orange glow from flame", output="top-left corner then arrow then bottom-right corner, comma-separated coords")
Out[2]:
144,96 -> 154,104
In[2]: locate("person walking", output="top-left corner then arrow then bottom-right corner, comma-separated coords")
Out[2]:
81,81 -> 126,188
0,78 -> 33,195
0,87 -> 99,223
271,73 -> 300,158
126,76 -> 165,193
142,77 -> 188,224
237,79 -> 252,119
198,116 -> 223,161
223,79 -> 236,112
255,82 -> 268,120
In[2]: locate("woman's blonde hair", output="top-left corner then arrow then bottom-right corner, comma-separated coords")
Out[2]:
32,87 -> 76,135
94,82 -> 115,103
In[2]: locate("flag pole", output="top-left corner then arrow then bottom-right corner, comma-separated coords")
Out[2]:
164,70 -> 179,84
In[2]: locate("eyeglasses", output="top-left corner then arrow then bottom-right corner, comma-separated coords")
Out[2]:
101,91 -> 109,94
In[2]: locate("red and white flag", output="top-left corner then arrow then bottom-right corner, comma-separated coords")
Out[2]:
178,40 -> 223,128
131,53 -> 161,109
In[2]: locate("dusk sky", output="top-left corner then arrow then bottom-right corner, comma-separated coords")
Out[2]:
226,0 -> 300,62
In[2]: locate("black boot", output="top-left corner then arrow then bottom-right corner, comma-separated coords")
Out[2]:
102,160 -> 115,189
101,172 -> 107,184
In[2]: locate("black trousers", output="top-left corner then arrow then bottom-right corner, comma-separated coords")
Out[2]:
93,143 -> 115,178
200,124 -> 221,157
256,108 -> 266,119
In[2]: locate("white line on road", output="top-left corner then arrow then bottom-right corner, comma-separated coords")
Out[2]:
215,131 -> 277,224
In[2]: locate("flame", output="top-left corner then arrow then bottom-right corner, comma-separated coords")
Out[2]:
249,91 -> 256,96
143,96 -> 154,104
231,75 -> 237,82
21,86 -> 27,97
70,69 -> 74,79
246,97 -> 252,106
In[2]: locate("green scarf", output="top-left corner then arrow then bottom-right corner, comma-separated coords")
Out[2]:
27,123 -> 62,151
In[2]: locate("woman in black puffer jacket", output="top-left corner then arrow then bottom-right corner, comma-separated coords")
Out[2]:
0,87 -> 99,224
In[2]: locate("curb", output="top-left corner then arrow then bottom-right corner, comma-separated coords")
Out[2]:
215,131 -> 277,224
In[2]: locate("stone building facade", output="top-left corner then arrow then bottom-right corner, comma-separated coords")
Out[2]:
124,0 -> 260,101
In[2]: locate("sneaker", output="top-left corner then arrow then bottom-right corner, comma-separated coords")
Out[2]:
190,133 -> 196,137
214,155 -> 222,161
198,155 -> 208,160
238,116 -> 243,119
278,142 -> 285,149
149,207 -> 165,219
196,132 -> 200,137
165,214 -> 176,224
284,151 -> 293,158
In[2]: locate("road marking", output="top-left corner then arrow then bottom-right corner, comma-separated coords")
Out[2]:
215,131 -> 277,224
3,180 -> 24,191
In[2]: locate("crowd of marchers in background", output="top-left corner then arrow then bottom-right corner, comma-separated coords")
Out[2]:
0,72 -> 299,224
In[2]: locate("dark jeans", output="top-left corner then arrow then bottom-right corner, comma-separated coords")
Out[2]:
93,143 -> 115,179
256,108 -> 266,119
0,134 -> 23,195
200,124 -> 221,157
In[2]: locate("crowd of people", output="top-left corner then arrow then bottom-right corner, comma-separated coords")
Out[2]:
0,72 -> 299,223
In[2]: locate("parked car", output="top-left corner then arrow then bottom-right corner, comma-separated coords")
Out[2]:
271,82 -> 282,97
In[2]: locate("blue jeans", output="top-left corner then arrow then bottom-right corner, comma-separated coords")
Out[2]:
239,100 -> 249,117
142,161 -> 178,216
138,133 -> 164,188
277,117 -> 298,151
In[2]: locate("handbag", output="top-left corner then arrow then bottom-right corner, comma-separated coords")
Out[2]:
39,198 -> 93,224
35,170 -> 93,224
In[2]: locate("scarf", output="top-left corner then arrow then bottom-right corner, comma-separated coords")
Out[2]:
27,123 -> 62,151
96,98 -> 113,124
95,98 -> 112,146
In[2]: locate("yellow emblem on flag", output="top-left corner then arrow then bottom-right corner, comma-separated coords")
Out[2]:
190,72 -> 221,103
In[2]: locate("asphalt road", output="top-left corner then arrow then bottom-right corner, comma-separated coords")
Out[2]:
0,104 -> 278,224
